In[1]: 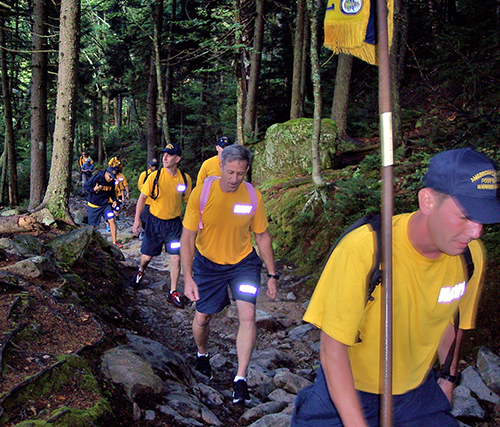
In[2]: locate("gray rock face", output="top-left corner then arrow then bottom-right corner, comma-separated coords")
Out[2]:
101,347 -> 163,400
477,346 -> 500,394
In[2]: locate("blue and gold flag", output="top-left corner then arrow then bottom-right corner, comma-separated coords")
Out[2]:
324,0 -> 393,65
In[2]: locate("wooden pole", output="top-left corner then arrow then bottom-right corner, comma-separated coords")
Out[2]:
376,0 -> 394,424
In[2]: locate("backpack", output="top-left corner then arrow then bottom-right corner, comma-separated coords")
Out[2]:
325,213 -> 474,302
198,176 -> 258,229
150,168 -> 188,201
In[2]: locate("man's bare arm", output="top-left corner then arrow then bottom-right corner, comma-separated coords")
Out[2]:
437,322 -> 463,402
321,331 -> 369,427
180,227 -> 199,301
132,193 -> 147,236
254,229 -> 277,299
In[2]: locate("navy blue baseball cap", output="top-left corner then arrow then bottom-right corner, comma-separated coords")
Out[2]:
161,143 -> 182,156
106,166 -> 118,179
423,148 -> 500,224
216,136 -> 231,148
149,157 -> 159,166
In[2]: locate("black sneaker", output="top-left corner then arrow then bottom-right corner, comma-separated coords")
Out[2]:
232,379 -> 251,405
195,354 -> 212,379
167,290 -> 185,308
132,269 -> 144,289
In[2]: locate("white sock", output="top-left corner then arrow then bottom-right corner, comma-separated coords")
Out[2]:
234,375 -> 246,382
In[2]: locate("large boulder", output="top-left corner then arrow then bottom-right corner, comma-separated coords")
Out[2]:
252,118 -> 355,184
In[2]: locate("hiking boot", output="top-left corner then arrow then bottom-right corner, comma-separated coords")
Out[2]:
132,269 -> 144,289
105,224 -> 111,232
195,354 -> 212,379
113,241 -> 123,249
232,379 -> 251,405
167,290 -> 185,308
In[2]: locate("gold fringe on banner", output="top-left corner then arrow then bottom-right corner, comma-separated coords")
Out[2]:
324,0 -> 394,66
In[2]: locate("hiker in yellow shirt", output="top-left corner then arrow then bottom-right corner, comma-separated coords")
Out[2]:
181,144 -> 278,405
291,148 -> 500,427
196,136 -> 231,186
132,143 -> 192,309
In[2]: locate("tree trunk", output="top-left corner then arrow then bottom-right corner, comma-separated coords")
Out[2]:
390,0 -> 408,149
243,0 -> 265,140
331,53 -> 353,138
151,0 -> 170,146
40,0 -> 80,222
29,0 -> 49,210
307,0 -> 324,188
290,0 -> 306,120
0,16 -> 19,206
235,0 -> 245,145
146,56 -> 159,159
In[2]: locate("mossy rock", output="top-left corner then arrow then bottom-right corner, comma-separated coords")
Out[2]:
252,118 -> 355,184
0,355 -> 113,426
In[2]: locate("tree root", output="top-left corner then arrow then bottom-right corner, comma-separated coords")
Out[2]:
301,188 -> 328,213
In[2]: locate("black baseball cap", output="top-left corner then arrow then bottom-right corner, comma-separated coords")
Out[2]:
161,143 -> 182,156
422,148 -> 500,224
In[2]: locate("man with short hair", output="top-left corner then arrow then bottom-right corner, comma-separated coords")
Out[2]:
181,144 -> 278,405
132,143 -> 192,309
137,158 -> 160,240
291,148 -> 500,427
84,166 -> 122,249
196,136 -> 231,186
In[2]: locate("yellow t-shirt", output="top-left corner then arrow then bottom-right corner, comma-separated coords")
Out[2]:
304,212 -> 484,395
140,168 -> 192,220
115,173 -> 128,198
183,179 -> 269,265
196,156 -> 221,187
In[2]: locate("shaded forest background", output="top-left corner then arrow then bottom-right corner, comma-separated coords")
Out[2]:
0,0 -> 500,297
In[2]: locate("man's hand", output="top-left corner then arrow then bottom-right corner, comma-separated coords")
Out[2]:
266,278 -> 277,299
94,183 -> 102,192
132,219 -> 141,236
184,275 -> 200,302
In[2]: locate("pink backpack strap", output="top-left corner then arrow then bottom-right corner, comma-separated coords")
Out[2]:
243,182 -> 258,216
198,176 -> 219,229
198,178 -> 258,229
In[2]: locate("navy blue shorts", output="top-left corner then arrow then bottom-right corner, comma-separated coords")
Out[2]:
141,214 -> 182,256
291,365 -> 457,427
87,204 -> 114,227
193,249 -> 263,314
140,204 -> 151,224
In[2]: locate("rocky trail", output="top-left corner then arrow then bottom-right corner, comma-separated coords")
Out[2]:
66,196 -> 319,426
1,196 -> 499,426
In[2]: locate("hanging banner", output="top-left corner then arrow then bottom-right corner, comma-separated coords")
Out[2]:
324,0 -> 393,65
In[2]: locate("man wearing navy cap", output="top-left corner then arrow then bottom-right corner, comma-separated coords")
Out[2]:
84,166 -> 122,249
196,136 -> 232,186
137,157 -> 160,240
292,148 -> 500,427
132,143 -> 192,309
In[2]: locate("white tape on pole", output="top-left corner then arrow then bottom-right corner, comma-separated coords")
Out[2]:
380,112 -> 394,167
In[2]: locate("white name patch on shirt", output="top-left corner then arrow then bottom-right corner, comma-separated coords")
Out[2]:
233,204 -> 253,214
438,281 -> 466,303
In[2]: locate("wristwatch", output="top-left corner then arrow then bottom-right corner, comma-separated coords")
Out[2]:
267,273 -> 280,280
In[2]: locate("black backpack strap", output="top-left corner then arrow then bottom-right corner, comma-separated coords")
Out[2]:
143,169 -> 150,184
180,170 -> 187,197
367,214 -> 382,301
461,245 -> 474,281
150,168 -> 162,201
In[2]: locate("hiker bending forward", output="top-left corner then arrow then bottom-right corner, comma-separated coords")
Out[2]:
180,144 -> 278,405
291,148 -> 500,427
